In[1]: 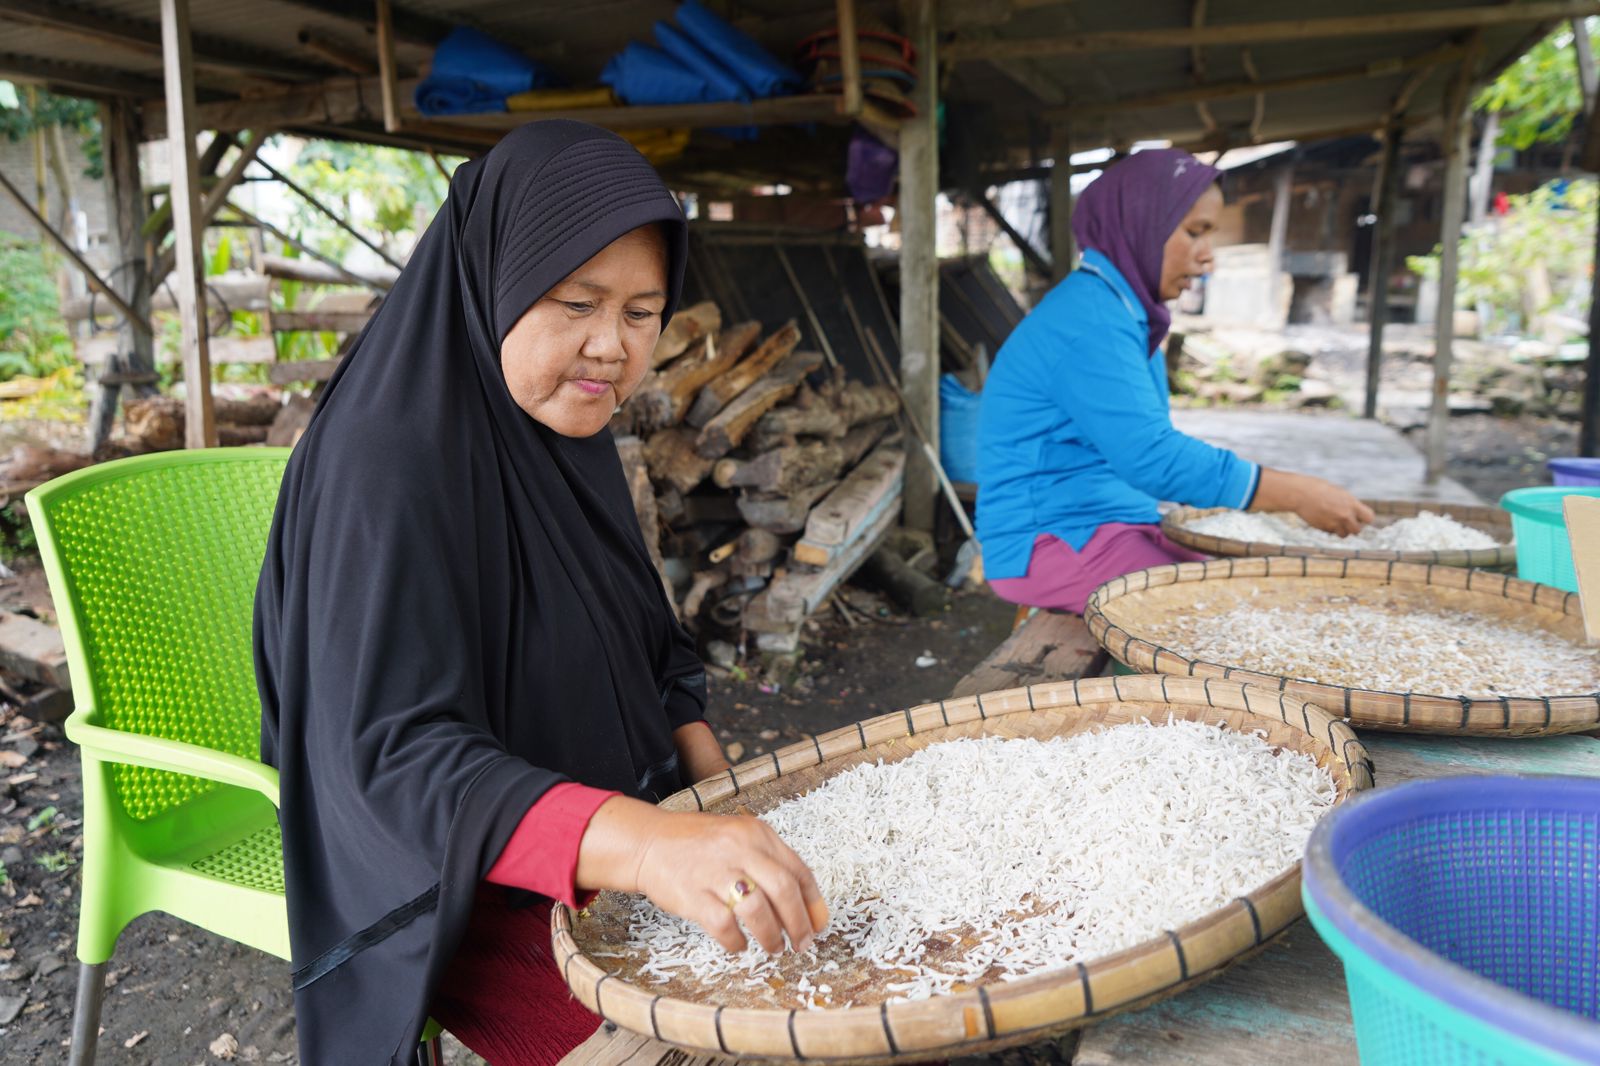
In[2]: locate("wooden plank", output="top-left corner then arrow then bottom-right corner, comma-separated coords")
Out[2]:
793,446 -> 906,565
375,0 -> 401,134
898,0 -> 939,531
1074,923 -> 1357,1066
1424,53 -> 1478,484
686,321 -> 800,428
941,3 -> 1600,60
557,1022 -> 732,1066
160,0 -> 217,450
268,359 -> 342,385
1073,728 -> 1600,1065
752,486 -> 896,627
270,309 -> 374,333
949,611 -> 1107,699
0,612 -> 69,690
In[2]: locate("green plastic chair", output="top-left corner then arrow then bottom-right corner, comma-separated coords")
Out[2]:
27,448 -> 443,1066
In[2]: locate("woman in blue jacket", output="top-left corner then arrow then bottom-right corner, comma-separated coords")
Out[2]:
977,149 -> 1371,613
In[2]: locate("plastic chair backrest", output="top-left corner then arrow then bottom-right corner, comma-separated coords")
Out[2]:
28,448 -> 289,822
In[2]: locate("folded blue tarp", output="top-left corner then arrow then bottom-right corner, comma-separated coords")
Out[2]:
414,27 -> 560,116
654,20 -> 749,102
601,42 -> 723,106
673,0 -> 800,98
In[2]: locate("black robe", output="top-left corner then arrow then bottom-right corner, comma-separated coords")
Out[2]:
253,121 -> 705,1065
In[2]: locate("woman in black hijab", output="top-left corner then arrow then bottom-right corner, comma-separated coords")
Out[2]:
254,121 -> 824,1066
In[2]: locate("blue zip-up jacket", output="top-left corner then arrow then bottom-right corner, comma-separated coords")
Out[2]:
976,250 -> 1259,580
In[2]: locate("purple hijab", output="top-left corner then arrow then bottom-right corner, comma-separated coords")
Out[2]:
1072,148 -> 1220,354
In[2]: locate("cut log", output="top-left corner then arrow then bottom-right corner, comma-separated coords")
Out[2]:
218,425 -> 270,447
736,479 -> 840,534
656,487 -> 685,524
792,446 -> 907,567
680,566 -> 729,620
838,420 -> 894,468
650,300 -> 722,368
643,427 -> 717,495
632,321 -> 761,431
746,381 -> 898,451
743,482 -> 901,631
616,435 -> 672,609
262,252 -> 397,288
267,395 -> 316,447
694,349 -> 824,459
124,395 -> 283,451
737,528 -> 783,565
679,493 -> 743,525
685,320 -> 801,427
713,439 -> 843,493
858,545 -> 951,617
268,359 -> 342,385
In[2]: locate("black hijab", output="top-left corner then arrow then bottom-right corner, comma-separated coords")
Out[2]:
253,121 -> 704,1064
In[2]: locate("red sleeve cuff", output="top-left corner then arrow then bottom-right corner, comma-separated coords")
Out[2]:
484,782 -> 619,909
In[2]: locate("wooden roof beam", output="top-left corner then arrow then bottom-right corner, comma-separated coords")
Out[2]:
297,27 -> 377,76
0,51 -> 163,98
1054,42 -> 1464,119
0,0 -> 326,82
943,2 -> 1600,60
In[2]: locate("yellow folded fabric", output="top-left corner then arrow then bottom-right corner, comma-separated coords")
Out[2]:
618,127 -> 692,165
505,87 -> 618,111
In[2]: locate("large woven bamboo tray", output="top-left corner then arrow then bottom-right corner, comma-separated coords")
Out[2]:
552,675 -> 1372,1063
1084,556 -> 1600,737
1162,498 -> 1515,569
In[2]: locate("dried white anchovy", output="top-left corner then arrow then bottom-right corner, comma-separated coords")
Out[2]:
1145,602 -> 1599,695
1185,509 -> 1501,552
623,721 -> 1333,1006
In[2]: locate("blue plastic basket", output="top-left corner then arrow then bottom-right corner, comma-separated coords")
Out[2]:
1302,776 -> 1600,1065
1500,486 -> 1600,592
1550,458 -> 1600,487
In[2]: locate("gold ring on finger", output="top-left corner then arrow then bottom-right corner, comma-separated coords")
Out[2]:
725,878 -> 753,910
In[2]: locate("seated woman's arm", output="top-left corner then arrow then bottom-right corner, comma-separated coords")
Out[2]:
1045,315 -> 1371,534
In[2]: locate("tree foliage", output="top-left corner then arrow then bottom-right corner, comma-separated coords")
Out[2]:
0,82 -> 102,179
1476,21 -> 1595,150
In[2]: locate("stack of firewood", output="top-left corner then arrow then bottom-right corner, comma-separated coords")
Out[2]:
613,301 -> 903,645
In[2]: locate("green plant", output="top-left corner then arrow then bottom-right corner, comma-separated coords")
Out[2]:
26,806 -> 58,832
1476,21 -> 1595,149
0,235 -> 75,382
36,851 -> 72,872
1407,178 -> 1597,335
0,501 -> 38,565
0,83 -> 101,179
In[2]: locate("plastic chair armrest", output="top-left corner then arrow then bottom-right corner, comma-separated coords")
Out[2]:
66,714 -> 281,808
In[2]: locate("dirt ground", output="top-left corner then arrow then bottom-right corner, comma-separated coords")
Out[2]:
0,396 -> 1562,1064
0,545 -> 1013,1066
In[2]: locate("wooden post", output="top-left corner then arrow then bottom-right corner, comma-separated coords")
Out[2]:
898,0 -> 939,531
1363,124 -> 1403,420
836,0 -> 862,116
1470,108 -> 1498,224
1050,124 -> 1075,283
1582,192 -> 1600,457
89,98 -> 158,451
376,0 -> 402,134
1575,17 -> 1598,113
159,0 -> 217,449
1424,67 -> 1475,484
1266,162 -> 1293,317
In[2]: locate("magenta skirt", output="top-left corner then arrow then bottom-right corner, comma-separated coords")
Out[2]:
987,523 -> 1209,615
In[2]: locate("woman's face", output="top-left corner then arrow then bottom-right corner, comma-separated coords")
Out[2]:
1159,183 -> 1223,301
500,224 -> 669,437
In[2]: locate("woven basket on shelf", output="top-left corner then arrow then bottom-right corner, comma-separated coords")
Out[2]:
1083,556 -> 1600,737
1162,499 -> 1515,570
552,674 -> 1372,1064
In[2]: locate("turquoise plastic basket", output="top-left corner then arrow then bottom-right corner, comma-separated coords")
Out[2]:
1499,486 -> 1600,592
1303,777 -> 1600,1066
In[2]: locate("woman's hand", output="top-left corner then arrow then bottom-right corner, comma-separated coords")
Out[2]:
1251,468 -> 1375,537
576,796 -> 827,956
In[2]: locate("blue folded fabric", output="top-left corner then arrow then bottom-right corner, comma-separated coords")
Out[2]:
414,27 -> 559,116
654,20 -> 749,101
601,42 -> 720,105
673,0 -> 800,98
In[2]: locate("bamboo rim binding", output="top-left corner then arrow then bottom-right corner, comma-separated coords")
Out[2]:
552,674 -> 1372,1063
1083,556 -> 1600,737
1161,499 -> 1515,570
